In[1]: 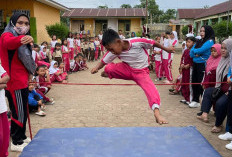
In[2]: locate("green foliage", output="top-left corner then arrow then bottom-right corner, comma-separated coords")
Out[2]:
98,5 -> 108,9
136,31 -> 142,37
46,23 -> 69,40
6,17 -> 10,24
182,25 -> 188,36
212,21 -> 232,40
30,17 -> 37,44
60,11 -> 69,27
159,9 -> 177,23
121,4 -> 132,8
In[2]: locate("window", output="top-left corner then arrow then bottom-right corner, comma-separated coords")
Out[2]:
12,10 -> 30,18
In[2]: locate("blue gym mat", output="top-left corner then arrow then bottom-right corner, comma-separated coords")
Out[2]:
20,126 -> 221,157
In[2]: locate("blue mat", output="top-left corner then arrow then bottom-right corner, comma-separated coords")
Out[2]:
20,126 -> 221,157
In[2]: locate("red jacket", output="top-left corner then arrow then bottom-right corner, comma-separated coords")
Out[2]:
0,32 -> 28,91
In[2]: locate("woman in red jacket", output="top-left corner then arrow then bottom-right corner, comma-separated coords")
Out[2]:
0,12 -> 35,152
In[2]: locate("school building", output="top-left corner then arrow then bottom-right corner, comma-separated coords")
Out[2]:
175,0 -> 232,37
62,8 -> 146,36
0,0 -> 69,43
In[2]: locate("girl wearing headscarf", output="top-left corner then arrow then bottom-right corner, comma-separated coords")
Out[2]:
202,44 -> 221,89
218,39 -> 232,150
197,39 -> 231,134
189,25 -> 215,108
0,12 -> 35,151
131,32 -> 136,38
162,31 -> 178,84
49,61 -> 67,83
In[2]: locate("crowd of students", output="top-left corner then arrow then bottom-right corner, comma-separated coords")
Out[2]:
150,26 -> 232,150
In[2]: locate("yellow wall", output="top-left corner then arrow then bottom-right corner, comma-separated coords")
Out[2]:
33,1 -> 60,44
0,0 -> 34,20
130,18 -> 142,33
70,18 -> 94,36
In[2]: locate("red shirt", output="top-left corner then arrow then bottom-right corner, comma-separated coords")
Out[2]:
0,32 -> 28,90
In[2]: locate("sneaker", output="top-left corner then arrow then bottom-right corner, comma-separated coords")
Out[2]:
46,101 -> 55,105
180,100 -> 187,104
23,137 -> 31,143
218,132 -> 232,141
225,141 -> 232,150
185,101 -> 190,105
11,142 -> 28,152
189,101 -> 200,108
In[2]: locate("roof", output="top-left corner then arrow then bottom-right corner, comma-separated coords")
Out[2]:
195,0 -> 232,19
36,0 -> 70,11
177,9 -> 206,19
63,8 -> 146,18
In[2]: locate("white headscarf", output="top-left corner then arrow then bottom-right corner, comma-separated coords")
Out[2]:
40,45 -> 47,57
172,31 -> 178,41
49,61 -> 58,74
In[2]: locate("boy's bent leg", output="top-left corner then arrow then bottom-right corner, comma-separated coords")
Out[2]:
104,62 -> 132,80
133,71 -> 168,124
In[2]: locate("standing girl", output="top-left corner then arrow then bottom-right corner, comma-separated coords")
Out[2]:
189,25 -> 215,108
153,36 -> 163,81
94,36 -> 101,60
53,43 -> 63,65
74,33 -> 81,56
50,35 -> 58,55
67,32 -> 74,60
61,39 -> 70,72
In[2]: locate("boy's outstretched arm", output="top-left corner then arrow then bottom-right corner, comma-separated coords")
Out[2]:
91,61 -> 105,74
154,42 -> 175,53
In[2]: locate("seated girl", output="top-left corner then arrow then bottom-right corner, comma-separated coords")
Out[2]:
28,83 -> 46,116
39,46 -> 49,63
58,62 -> 68,80
49,61 -> 67,83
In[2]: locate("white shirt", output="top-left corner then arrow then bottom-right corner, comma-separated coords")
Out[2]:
67,38 -> 74,48
94,40 -> 100,46
51,40 -> 57,48
98,34 -> 103,40
154,47 -> 162,61
119,34 -> 125,39
102,38 -> 155,69
74,39 -> 81,47
0,65 -> 7,114
62,45 -> 68,52
162,38 -> 178,60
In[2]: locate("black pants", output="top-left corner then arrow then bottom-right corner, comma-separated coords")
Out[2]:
228,91 -> 232,133
89,50 -> 95,61
201,87 -> 229,127
84,49 -> 89,60
192,62 -> 205,102
5,88 -> 29,145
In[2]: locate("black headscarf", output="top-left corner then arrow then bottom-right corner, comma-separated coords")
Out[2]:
3,12 -> 36,74
195,25 -> 215,48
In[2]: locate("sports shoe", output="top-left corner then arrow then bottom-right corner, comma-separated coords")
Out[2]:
225,141 -> 232,150
218,132 -> 232,141
11,142 -> 28,152
23,137 -> 31,143
180,100 -> 187,104
189,101 -> 200,108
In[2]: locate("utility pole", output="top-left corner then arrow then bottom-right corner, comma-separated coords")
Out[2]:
146,0 -> 148,34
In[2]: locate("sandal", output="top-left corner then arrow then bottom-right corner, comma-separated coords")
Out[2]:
197,115 -> 209,123
169,89 -> 174,92
35,111 -> 46,116
211,126 -> 223,133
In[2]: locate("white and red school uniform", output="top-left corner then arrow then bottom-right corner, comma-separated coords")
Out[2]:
50,40 -> 57,55
94,40 -> 100,60
0,65 -> 9,157
61,45 -> 70,72
154,47 -> 163,79
74,38 -> 81,56
67,38 -> 74,60
98,34 -> 104,52
35,76 -> 51,102
49,61 -> 66,82
71,60 -> 81,72
102,38 -> 161,110
32,50 -> 50,68
162,38 -> 178,81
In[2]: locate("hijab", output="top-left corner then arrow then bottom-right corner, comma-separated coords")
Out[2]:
195,25 -> 215,48
206,44 -> 221,73
49,61 -> 59,75
3,12 -> 36,74
215,39 -> 231,88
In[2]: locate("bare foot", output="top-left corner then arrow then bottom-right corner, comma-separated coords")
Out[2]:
101,71 -> 108,78
154,109 -> 168,125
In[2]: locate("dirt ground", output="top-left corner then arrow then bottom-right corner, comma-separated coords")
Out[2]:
10,52 -> 230,157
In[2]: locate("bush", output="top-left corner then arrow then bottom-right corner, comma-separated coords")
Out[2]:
212,21 -> 232,41
136,31 -> 142,37
181,25 -> 188,36
46,23 -> 69,40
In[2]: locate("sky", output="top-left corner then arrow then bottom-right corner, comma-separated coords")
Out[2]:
55,0 -> 228,10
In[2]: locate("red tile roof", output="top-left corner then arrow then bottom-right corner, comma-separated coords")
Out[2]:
63,8 -> 146,17
177,9 -> 206,19
195,0 -> 232,19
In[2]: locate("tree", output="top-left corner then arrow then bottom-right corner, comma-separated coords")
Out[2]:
212,20 -> 232,41
46,23 -> 69,40
98,5 -> 108,9
181,25 -> 188,36
60,11 -> 69,27
159,9 -> 177,23
121,4 -> 132,8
